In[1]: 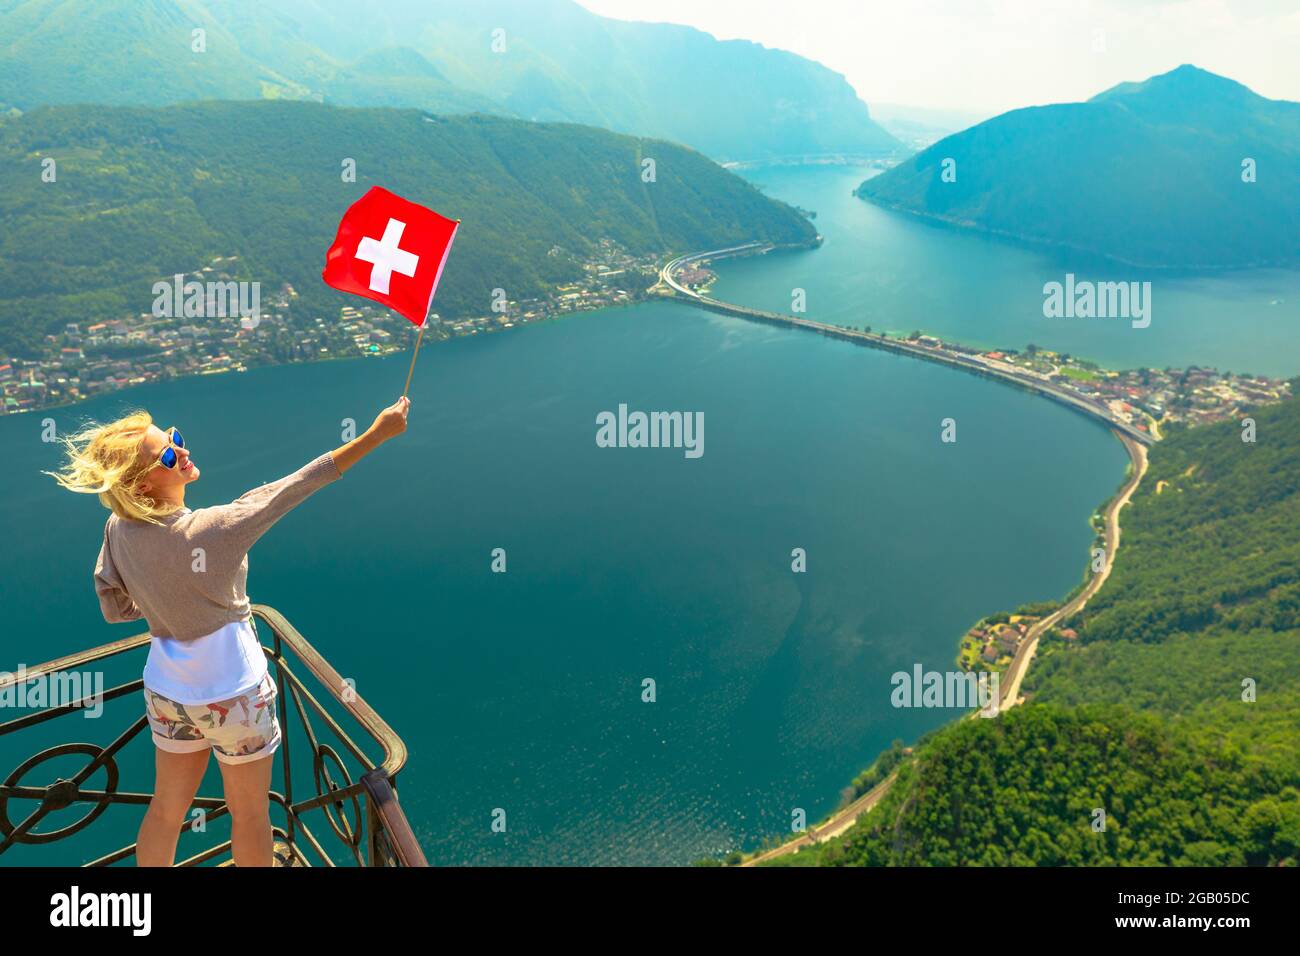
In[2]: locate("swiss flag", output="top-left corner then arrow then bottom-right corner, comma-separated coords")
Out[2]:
322,186 -> 460,326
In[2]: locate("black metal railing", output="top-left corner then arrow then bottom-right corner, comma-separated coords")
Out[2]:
0,605 -> 426,867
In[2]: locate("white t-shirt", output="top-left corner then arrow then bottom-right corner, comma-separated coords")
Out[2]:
142,617 -> 268,705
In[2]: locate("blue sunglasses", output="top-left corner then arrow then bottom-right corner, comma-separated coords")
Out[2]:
155,427 -> 186,469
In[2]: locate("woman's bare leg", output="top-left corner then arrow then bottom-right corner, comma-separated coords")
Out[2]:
219,753 -> 275,867
137,747 -> 209,866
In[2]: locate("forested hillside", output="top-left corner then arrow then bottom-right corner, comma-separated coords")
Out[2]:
816,704 -> 1297,866
857,66 -> 1300,268
0,101 -> 816,355
791,393 -> 1300,866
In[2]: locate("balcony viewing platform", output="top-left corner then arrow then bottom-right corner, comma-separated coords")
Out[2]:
0,606 -> 426,867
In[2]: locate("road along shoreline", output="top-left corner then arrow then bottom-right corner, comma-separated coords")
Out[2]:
741,432 -> 1146,867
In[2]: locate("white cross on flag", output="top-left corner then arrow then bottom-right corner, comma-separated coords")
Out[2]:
322,186 -> 460,326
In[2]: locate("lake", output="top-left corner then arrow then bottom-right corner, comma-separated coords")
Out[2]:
0,304 -> 1126,865
722,164 -> 1300,378
9,160 -> 1284,866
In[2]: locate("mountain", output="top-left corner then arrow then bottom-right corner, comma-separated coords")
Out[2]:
0,0 -> 901,162
856,66 -> 1300,268
0,101 -> 816,355
0,0 -> 504,117
261,0 -> 902,161
318,47 -> 503,115
792,390 -> 1300,866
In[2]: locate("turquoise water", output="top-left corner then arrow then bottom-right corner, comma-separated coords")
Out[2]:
7,162 -> 1292,866
1,300 -> 1125,865
723,165 -> 1300,378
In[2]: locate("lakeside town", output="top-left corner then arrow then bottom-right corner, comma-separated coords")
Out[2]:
946,341 -> 1291,436
0,239 -> 660,415
2,244 -> 1291,432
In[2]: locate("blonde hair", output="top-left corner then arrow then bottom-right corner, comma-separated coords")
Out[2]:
44,411 -> 181,524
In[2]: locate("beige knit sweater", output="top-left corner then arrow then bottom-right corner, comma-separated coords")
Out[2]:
93,453 -> 342,639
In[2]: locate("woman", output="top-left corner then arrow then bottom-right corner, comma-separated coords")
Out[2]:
47,396 -> 410,866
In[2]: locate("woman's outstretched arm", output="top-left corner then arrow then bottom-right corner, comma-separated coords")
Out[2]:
193,397 -> 412,556
332,396 -> 410,474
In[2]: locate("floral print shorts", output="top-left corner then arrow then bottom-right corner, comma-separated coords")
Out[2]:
143,673 -> 281,765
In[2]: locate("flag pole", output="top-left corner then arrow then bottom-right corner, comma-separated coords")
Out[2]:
402,319 -> 428,398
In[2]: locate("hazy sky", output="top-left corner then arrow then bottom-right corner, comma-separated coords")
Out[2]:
576,0 -> 1298,115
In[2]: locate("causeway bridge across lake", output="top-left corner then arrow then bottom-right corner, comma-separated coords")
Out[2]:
657,244 -> 1156,447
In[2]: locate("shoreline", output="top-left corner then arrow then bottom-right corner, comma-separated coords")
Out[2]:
4,240 -> 831,419
12,233 -> 1285,424
0,348 -> 398,421
0,291 -> 661,420
740,430 -> 1148,867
